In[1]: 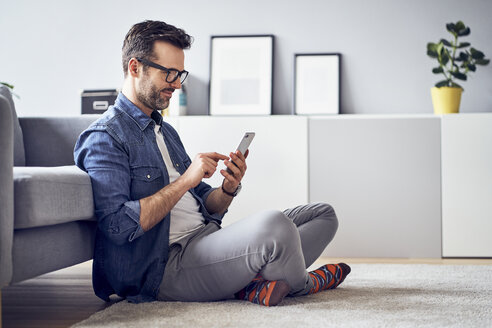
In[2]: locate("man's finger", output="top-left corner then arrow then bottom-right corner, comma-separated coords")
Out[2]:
202,152 -> 229,162
203,163 -> 217,178
224,159 -> 241,177
230,152 -> 246,171
203,156 -> 219,168
220,169 -> 239,185
234,150 -> 246,162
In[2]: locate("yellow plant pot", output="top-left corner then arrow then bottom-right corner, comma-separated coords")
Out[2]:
431,87 -> 462,114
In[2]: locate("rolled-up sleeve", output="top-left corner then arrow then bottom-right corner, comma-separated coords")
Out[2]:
195,183 -> 227,222
74,129 -> 145,245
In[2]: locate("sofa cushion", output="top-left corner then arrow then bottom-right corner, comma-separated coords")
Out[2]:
13,165 -> 96,229
20,116 -> 98,167
0,85 -> 25,166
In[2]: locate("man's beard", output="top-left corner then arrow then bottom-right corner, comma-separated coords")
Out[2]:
136,78 -> 173,111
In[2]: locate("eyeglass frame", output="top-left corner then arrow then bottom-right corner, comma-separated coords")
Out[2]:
135,57 -> 189,84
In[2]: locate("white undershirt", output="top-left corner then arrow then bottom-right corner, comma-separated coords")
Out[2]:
154,124 -> 205,245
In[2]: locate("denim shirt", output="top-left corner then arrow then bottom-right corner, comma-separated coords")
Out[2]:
74,93 -> 225,303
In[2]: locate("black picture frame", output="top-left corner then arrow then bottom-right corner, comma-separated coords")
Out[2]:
294,53 -> 341,115
209,35 -> 274,115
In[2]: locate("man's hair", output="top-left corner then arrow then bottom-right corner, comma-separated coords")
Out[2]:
122,20 -> 193,76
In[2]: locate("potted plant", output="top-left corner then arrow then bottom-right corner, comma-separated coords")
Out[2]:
0,81 -> 19,98
427,21 -> 489,114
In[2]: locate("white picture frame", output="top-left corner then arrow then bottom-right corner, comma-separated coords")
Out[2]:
209,35 -> 274,115
294,53 -> 341,115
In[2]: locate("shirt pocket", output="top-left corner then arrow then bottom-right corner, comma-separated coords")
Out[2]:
129,166 -> 164,200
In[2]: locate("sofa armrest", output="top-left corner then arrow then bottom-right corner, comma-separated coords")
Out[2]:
19,116 -> 99,167
0,94 -> 14,287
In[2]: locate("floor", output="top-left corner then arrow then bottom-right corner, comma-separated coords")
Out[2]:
2,257 -> 492,328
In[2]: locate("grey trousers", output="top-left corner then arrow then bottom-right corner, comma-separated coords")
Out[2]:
157,202 -> 338,302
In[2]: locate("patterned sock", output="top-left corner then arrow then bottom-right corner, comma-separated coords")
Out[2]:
307,263 -> 351,295
234,277 -> 291,307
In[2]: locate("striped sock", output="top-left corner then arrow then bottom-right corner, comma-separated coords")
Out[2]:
234,277 -> 291,306
307,263 -> 351,295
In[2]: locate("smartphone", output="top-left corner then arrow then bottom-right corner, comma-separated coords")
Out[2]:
236,132 -> 255,155
227,132 -> 255,174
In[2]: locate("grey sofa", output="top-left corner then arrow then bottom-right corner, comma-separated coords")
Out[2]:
0,86 -> 99,305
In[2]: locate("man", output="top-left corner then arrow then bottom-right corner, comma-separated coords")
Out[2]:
74,20 -> 350,307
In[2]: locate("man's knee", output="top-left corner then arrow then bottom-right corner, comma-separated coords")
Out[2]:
314,202 -> 339,230
255,209 -> 298,242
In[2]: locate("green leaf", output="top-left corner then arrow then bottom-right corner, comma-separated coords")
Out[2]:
427,42 -> 438,58
455,21 -> 466,31
458,52 -> 469,61
475,58 -> 490,65
0,82 -> 14,89
441,50 -> 450,65
461,62 -> 476,72
436,42 -> 444,54
0,82 -> 20,98
440,39 -> 453,47
446,23 -> 456,33
427,50 -> 438,58
470,48 -> 485,60
457,42 -> 470,48
435,80 -> 450,87
450,71 -> 467,80
458,27 -> 471,36
432,67 -> 444,74
427,42 -> 438,51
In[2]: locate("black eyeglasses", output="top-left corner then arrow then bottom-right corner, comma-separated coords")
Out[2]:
136,57 -> 189,84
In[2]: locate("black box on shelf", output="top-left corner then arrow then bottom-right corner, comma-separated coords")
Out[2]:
81,89 -> 119,114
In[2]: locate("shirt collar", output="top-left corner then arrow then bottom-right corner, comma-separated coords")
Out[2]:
115,92 -> 154,131
150,110 -> 163,126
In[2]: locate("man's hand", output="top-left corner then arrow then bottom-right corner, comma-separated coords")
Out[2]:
204,149 -> 249,215
181,152 -> 229,188
221,149 -> 249,194
140,152 -> 227,232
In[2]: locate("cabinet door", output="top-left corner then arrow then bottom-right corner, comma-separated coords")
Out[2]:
309,116 -> 442,258
177,116 -> 308,225
442,114 -> 492,257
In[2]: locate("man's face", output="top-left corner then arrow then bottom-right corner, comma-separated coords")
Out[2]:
135,41 -> 185,112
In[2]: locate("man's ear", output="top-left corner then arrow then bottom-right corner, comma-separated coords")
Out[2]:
127,58 -> 139,77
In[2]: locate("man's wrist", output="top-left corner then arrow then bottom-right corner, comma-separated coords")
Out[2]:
221,180 -> 241,197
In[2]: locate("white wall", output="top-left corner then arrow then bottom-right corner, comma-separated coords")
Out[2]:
1,0 -> 491,117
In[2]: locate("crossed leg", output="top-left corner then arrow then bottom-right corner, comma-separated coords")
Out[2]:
157,203 -> 344,304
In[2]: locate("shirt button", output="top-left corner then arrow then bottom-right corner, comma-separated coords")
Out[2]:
176,164 -> 179,167
147,174 -> 151,179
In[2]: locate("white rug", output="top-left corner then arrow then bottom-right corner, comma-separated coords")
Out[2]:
72,264 -> 492,328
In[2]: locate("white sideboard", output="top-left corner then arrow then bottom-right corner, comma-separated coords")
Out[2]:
163,114 -> 491,258
309,116 -> 442,258
441,114 -> 492,257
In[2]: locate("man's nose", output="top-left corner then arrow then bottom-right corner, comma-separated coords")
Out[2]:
170,79 -> 181,89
